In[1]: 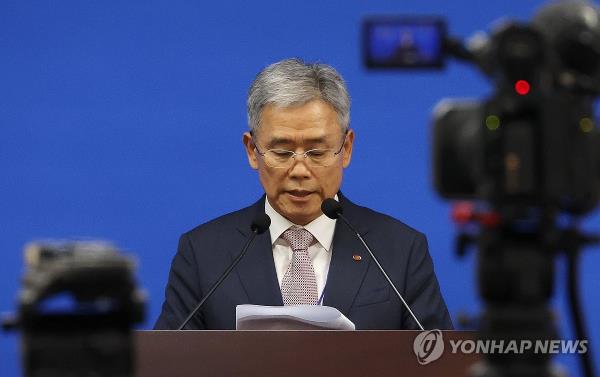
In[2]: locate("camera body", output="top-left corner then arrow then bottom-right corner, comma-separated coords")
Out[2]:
17,242 -> 145,377
433,83 -> 600,214
363,2 -> 600,215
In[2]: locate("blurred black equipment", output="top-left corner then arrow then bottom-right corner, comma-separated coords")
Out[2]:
2,241 -> 146,377
363,1 -> 600,377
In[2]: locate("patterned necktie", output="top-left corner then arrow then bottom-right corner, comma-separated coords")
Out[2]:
280,227 -> 318,305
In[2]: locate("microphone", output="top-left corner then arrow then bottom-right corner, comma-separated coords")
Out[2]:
321,198 -> 425,331
177,213 -> 271,330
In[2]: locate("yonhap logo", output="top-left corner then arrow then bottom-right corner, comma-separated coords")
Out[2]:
413,330 -> 444,365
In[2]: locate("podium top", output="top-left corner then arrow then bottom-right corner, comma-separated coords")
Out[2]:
136,330 -> 478,377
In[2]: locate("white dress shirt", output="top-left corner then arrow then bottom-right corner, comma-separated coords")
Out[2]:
265,196 -> 337,302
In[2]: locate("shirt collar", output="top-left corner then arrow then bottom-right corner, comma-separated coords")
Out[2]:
264,195 -> 338,252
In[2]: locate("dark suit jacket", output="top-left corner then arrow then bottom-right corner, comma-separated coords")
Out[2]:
154,193 -> 453,330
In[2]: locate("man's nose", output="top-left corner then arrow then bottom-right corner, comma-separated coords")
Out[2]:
288,154 -> 311,177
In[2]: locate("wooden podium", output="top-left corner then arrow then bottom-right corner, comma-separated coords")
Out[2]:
136,331 -> 479,377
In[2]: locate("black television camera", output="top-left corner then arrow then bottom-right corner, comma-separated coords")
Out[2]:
3,241 -> 146,377
364,1 -> 600,377
364,3 -> 600,208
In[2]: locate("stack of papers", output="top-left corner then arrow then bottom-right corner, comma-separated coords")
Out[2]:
236,304 -> 355,330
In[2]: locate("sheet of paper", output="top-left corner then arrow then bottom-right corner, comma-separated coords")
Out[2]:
236,304 -> 355,330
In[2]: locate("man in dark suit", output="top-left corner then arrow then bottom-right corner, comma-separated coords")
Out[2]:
155,58 -> 452,330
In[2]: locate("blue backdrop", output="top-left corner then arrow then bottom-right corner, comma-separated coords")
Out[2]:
2,1 -> 599,376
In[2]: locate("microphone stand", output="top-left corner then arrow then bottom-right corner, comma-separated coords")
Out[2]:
178,217 -> 269,330
336,212 -> 425,331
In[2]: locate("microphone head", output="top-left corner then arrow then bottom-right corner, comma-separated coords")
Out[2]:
321,198 -> 343,219
251,213 -> 271,234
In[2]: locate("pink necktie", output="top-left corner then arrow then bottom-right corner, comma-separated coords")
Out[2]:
280,227 -> 318,305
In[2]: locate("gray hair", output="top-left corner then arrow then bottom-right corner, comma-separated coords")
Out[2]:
247,58 -> 350,133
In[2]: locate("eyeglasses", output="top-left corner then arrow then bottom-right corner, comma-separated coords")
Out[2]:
252,131 -> 348,169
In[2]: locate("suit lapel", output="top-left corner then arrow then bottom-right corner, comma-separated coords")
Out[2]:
323,193 -> 372,316
231,193 -> 372,311
233,196 -> 283,306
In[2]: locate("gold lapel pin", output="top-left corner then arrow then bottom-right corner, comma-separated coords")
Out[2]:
352,254 -> 362,261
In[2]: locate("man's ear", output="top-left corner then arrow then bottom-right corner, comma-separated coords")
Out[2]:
342,129 -> 355,168
243,132 -> 259,170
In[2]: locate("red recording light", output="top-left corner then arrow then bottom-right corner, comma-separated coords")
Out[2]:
515,80 -> 531,95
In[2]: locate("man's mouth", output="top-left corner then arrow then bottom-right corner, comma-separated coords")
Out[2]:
287,190 -> 313,198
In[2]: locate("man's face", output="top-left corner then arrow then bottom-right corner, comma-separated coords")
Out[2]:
243,99 -> 354,225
